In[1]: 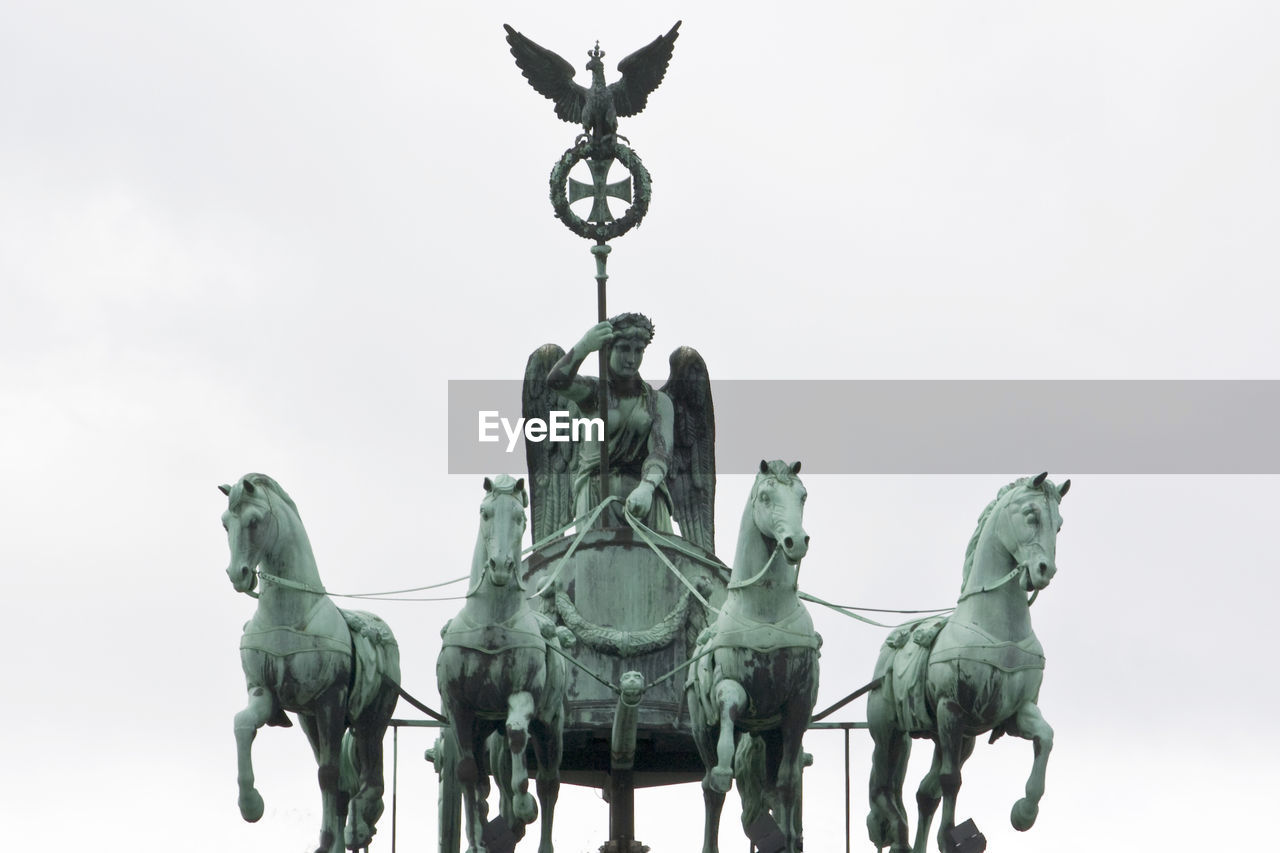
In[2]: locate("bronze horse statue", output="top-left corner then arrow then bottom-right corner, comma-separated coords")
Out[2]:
221,473 -> 400,853
687,460 -> 820,853
437,475 -> 569,853
866,473 -> 1069,853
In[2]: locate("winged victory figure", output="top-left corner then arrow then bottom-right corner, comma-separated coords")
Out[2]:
503,22 -> 682,148
523,313 -> 715,552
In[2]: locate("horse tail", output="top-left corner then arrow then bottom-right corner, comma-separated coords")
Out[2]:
341,609 -> 402,725
339,729 -> 359,797
735,734 -> 767,832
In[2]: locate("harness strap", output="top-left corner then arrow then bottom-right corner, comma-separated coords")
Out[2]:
544,640 -> 621,696
810,677 -> 884,723
956,565 -> 1040,606
625,513 -> 721,614
527,495 -> 621,599
382,675 -> 449,723
726,543 -> 789,590
799,591 -> 935,629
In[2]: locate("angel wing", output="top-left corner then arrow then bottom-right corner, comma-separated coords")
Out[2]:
504,24 -> 588,125
661,345 -> 715,552
523,344 -> 577,543
609,21 -> 682,118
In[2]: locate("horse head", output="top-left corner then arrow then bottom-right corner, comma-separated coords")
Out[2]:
751,460 -> 810,564
989,472 -> 1070,592
476,474 -> 528,589
219,474 -> 281,593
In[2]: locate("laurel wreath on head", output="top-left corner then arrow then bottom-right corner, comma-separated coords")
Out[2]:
549,141 -> 652,242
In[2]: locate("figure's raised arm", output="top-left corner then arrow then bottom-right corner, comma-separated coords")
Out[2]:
546,321 -> 615,404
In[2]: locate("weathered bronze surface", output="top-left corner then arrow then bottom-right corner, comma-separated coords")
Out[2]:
503,22 -> 681,151
521,527 -> 725,752
221,474 -> 400,853
519,313 -> 721,851
524,315 -> 715,547
505,22 -> 677,242
436,475 -> 570,853
866,474 -> 1069,853
686,461 -> 819,853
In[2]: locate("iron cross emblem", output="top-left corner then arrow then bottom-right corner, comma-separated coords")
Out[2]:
568,157 -> 633,223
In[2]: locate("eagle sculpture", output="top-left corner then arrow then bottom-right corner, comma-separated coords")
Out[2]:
503,21 -> 681,148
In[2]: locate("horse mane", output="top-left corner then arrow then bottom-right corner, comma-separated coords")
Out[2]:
238,473 -> 299,514
482,473 -> 528,505
961,484 -> 1012,593
756,460 -> 798,488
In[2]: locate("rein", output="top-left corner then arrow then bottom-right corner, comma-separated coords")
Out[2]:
726,539 -> 796,590
242,570 -> 327,600
955,564 -> 1039,606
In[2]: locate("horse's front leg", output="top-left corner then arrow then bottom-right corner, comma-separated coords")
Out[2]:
710,679 -> 747,793
447,709 -> 488,853
505,691 -> 538,823
1009,702 -> 1054,831
531,717 -> 562,853
487,733 -> 519,838
232,685 -> 273,822
774,698 -> 812,853
688,684 -> 725,853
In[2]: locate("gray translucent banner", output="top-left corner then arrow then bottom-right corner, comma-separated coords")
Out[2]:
448,380 -> 1280,474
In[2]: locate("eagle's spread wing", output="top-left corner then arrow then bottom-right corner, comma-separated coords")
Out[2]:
504,24 -> 588,125
523,344 -> 576,543
609,21 -> 681,118
661,344 -> 715,552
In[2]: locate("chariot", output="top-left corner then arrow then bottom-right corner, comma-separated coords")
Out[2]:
424,331 -> 797,853
429,522 -> 735,853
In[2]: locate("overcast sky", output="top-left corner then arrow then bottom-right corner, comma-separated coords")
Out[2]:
3,2 -> 1278,852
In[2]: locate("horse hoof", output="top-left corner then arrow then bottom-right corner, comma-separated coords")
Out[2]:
1011,797 -> 1039,831
238,788 -> 264,822
345,820 -> 373,850
709,767 -> 733,793
866,812 -> 890,847
513,791 -> 538,823
314,829 -> 341,853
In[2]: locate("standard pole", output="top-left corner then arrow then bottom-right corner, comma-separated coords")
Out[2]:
592,242 -> 611,514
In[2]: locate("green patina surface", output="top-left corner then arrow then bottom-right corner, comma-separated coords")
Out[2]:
867,474 -> 1069,853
